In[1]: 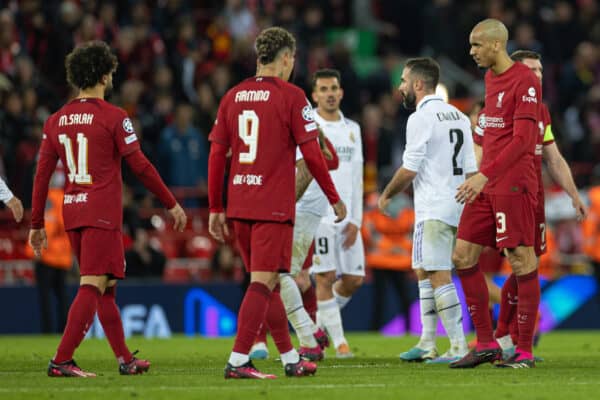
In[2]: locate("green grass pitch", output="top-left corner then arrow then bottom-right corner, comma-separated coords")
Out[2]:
1,332 -> 599,400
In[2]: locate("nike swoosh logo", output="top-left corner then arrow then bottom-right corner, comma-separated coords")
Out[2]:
496,236 -> 509,242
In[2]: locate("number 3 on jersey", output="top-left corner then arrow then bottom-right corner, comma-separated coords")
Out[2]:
58,133 -> 92,184
238,110 -> 259,164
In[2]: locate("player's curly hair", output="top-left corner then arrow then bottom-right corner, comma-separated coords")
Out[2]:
254,27 -> 296,65
65,41 -> 118,90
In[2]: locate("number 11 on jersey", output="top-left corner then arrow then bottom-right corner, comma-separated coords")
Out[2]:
58,133 -> 92,184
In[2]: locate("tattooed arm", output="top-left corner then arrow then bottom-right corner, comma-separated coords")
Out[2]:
295,159 -> 313,201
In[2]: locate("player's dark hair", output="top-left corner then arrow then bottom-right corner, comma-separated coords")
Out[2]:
254,27 -> 296,65
405,57 -> 440,90
510,50 -> 542,62
65,41 -> 118,90
311,69 -> 342,88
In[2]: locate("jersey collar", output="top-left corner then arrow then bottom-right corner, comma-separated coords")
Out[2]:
417,94 -> 444,110
313,109 -> 345,126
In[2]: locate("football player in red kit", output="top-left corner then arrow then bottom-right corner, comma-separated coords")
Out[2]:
451,19 -> 542,368
29,41 -> 187,377
207,27 -> 345,379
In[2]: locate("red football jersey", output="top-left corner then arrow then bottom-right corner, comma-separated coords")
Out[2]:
479,62 -> 541,195
39,98 -> 141,230
209,76 -> 319,222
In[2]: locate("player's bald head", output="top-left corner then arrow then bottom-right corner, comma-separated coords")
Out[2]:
471,18 -> 509,44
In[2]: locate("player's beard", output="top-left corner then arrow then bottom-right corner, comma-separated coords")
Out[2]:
403,90 -> 416,109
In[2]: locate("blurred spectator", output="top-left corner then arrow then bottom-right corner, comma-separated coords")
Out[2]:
211,244 -> 242,281
158,103 -> 208,206
125,225 -> 167,279
223,0 -> 258,40
25,170 -> 72,334
362,193 -> 414,330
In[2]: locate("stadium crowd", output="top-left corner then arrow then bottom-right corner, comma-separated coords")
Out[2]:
0,0 -> 599,288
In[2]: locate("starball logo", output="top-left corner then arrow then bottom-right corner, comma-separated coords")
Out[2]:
522,86 -> 538,103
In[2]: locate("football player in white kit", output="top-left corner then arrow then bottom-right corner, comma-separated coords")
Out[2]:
379,58 -> 477,363
309,69 -> 364,358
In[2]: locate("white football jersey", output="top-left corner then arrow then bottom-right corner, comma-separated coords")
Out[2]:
403,95 -> 477,227
297,110 -> 363,226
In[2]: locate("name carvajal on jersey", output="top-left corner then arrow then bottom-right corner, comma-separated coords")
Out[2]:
232,174 -> 263,186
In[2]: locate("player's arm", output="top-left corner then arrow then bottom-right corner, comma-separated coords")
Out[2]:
472,116 -> 484,168
207,141 -> 230,242
462,120 -> 479,177
296,136 -> 338,201
0,177 -> 23,223
343,125 -> 364,249
30,149 -> 59,258
543,142 -> 586,220
473,143 -> 482,168
378,114 -> 424,212
124,150 -> 186,231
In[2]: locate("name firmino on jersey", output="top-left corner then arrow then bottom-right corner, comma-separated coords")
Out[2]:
234,90 -> 270,102
59,113 -> 94,126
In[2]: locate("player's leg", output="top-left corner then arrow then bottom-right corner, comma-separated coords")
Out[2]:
297,261 -> 329,350
401,221 -> 438,361
399,267 -> 439,361
314,223 -> 349,355
249,324 -> 269,360
495,271 -> 518,357
419,220 -> 467,364
493,193 -> 539,368
450,195 -> 502,368
225,220 -> 277,379
278,213 -> 321,360
48,228 -> 107,378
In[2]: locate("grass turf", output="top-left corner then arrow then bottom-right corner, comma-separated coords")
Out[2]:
0,332 -> 599,400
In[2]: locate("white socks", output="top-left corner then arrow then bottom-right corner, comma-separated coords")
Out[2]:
228,351 -> 249,367
280,349 -> 300,366
417,279 -> 437,349
280,274 -> 318,348
333,287 -> 351,309
434,283 -> 467,351
497,334 -> 514,351
317,298 -> 347,348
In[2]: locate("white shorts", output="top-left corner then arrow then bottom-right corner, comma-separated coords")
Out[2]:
412,219 -> 456,271
310,220 -> 365,277
290,212 -> 322,275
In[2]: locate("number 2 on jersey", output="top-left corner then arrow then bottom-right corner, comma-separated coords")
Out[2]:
238,110 -> 259,164
58,133 -> 92,184
449,128 -> 464,176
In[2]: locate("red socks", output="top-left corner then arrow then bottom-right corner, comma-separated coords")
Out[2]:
232,282 -> 272,354
255,322 -> 268,344
97,286 -> 133,364
495,273 -> 518,338
265,285 -> 294,354
54,285 -> 101,363
516,270 -> 540,354
456,265 -> 495,345
302,285 -> 318,324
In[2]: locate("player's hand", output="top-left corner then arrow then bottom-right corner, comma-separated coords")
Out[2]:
6,196 -> 23,223
342,223 -> 359,249
572,196 -> 587,222
377,195 -> 391,215
332,200 -> 347,223
456,172 -> 488,204
168,203 -> 187,232
209,212 -> 229,243
28,229 -> 47,259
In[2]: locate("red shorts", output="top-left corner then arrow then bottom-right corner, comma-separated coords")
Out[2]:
302,240 -> 315,271
232,219 -> 293,273
478,246 -> 504,274
67,227 -> 125,279
534,197 -> 547,257
457,192 -> 536,250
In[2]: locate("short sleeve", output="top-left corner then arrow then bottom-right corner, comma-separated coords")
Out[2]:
473,109 -> 485,146
402,114 -> 431,172
541,105 -> 555,145
209,93 -> 231,146
113,108 -> 141,156
513,70 -> 541,121
289,88 -> 318,145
